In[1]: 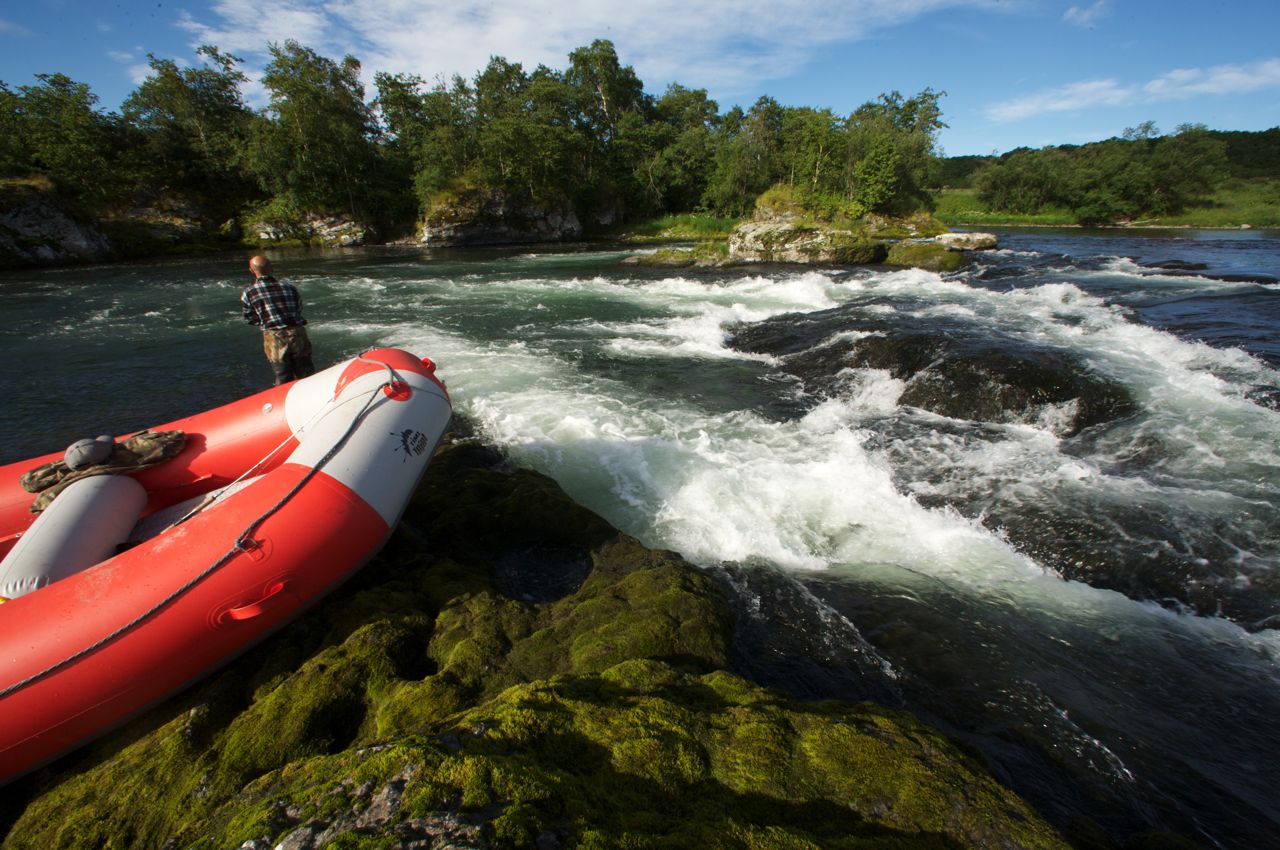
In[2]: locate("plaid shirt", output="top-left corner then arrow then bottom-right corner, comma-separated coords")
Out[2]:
241,275 -> 307,330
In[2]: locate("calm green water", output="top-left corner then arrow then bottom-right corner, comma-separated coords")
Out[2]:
2,234 -> 1279,847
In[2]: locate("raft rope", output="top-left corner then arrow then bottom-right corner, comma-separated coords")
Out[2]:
0,370 -> 401,701
171,387 -> 340,526
173,353 -> 399,526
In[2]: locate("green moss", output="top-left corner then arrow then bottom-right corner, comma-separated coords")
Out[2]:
825,231 -> 889,264
885,241 -> 966,272
2,433 -> 1069,850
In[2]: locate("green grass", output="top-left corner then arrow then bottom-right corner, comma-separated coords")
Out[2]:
1141,179 -> 1280,227
933,188 -> 1076,227
605,213 -> 741,243
933,182 -> 1280,228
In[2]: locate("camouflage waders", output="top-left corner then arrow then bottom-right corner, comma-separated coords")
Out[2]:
263,326 -> 316,385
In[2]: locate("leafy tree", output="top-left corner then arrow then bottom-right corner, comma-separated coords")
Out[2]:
845,88 -> 946,212
247,41 -> 383,217
977,148 -> 1069,212
375,72 -> 477,205
703,97 -> 786,215
565,39 -> 647,146
781,107 -> 842,195
122,46 -> 254,205
0,82 -> 25,175
851,137 -> 901,211
1122,120 -> 1160,141
642,84 -> 719,211
1148,126 -> 1227,213
975,127 -> 1228,224
12,73 -> 114,199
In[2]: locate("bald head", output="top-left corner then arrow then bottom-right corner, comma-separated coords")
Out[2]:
249,255 -> 273,276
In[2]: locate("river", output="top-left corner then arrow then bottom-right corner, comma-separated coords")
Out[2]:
2,227 -> 1278,848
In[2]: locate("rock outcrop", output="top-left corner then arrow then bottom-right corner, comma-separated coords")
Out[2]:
2,429 -> 1069,850
251,214 -> 373,247
725,190 -> 960,268
0,181 -> 112,268
419,187 -> 581,247
936,231 -> 999,251
728,219 -> 886,264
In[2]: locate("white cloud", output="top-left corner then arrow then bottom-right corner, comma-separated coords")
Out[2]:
177,0 -> 1001,101
105,47 -> 160,86
0,17 -> 32,36
986,78 -> 1135,121
986,56 -> 1280,122
1144,58 -> 1280,99
1063,0 -> 1108,28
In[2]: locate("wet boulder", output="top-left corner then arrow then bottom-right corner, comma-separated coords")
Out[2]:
891,342 -> 1137,433
936,232 -> 999,251
744,321 -> 1138,435
885,240 -> 966,272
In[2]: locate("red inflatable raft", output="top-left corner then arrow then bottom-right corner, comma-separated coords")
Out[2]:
0,348 -> 452,784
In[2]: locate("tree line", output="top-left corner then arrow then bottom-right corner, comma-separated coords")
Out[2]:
942,124 -> 1279,225
0,39 -> 946,233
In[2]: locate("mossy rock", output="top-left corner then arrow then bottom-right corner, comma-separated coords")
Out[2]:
885,241 -> 966,272
1,431 -> 1067,850
623,241 -> 735,268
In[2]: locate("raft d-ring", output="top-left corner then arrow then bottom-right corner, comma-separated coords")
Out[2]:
383,380 -> 412,401
236,536 -> 269,561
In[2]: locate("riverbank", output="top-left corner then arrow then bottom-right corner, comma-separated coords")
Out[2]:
935,184 -> 1280,229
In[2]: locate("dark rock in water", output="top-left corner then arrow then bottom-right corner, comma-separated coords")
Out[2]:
1246,385 -> 1280,411
985,499 -> 1280,630
893,344 -> 1137,434
0,428 -> 1067,850
734,316 -> 1137,435
1211,273 -> 1279,285
1140,260 -> 1210,271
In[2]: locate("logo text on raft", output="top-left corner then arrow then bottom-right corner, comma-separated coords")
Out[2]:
392,429 -> 429,460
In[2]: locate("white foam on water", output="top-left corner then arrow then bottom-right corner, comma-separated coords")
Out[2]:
372,266 -> 1280,677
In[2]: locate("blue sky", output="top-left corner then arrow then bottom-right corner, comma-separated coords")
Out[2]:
2,0 -> 1278,155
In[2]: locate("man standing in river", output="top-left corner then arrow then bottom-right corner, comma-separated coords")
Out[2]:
241,255 -> 315,385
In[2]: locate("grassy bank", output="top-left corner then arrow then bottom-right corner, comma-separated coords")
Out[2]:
603,213 -> 741,243
934,182 -> 1280,228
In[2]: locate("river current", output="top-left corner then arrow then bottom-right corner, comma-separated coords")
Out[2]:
2,228 -> 1278,848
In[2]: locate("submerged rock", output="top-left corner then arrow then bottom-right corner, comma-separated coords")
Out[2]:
1,429 -> 1068,850
733,319 -> 1137,436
